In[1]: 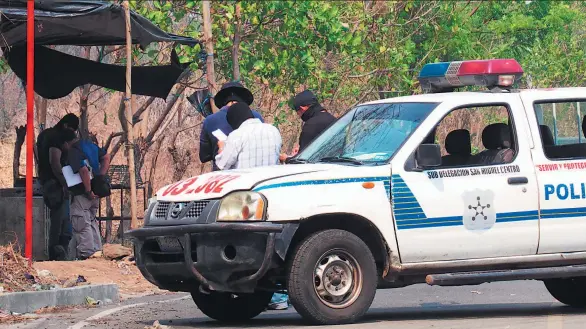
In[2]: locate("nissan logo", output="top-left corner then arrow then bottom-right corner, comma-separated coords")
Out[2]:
170,203 -> 185,219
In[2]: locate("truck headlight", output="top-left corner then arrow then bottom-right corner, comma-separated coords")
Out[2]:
217,192 -> 266,222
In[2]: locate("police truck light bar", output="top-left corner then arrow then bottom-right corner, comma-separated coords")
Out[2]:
418,59 -> 524,93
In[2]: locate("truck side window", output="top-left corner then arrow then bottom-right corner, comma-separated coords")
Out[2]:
534,101 -> 586,160
433,105 -> 517,167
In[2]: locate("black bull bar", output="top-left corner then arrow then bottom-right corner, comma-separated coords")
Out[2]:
126,222 -> 284,291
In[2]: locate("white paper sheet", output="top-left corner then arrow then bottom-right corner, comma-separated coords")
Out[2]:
62,161 -> 93,187
212,129 -> 228,141
62,165 -> 82,187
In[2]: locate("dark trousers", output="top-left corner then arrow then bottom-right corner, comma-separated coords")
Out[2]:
47,197 -> 72,260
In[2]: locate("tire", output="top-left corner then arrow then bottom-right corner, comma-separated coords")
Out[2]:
287,229 -> 377,325
191,289 -> 273,322
544,277 -> 586,307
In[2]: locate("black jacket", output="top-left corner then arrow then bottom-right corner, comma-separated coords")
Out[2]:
298,107 -> 336,151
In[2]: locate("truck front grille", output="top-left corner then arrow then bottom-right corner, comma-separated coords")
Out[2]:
152,201 -> 210,221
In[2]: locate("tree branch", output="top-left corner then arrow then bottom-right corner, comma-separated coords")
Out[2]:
232,1 -> 242,80
104,132 -> 124,151
102,46 -> 125,58
469,2 -> 482,17
145,86 -> 186,144
349,69 -> 390,78
132,96 -> 156,124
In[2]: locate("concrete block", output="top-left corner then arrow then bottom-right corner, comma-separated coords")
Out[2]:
0,284 -> 119,314
0,192 -> 50,261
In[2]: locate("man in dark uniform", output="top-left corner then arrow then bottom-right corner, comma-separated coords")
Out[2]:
37,114 -> 79,260
199,81 -> 264,171
280,90 -> 336,161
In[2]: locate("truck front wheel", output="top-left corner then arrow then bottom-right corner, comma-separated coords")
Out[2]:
191,289 -> 273,322
544,277 -> 586,307
287,229 -> 377,325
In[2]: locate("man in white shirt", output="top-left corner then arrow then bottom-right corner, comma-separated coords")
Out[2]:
214,102 -> 288,310
216,102 -> 282,170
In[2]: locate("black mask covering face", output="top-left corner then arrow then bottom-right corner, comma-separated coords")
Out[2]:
226,102 -> 254,130
293,90 -> 323,122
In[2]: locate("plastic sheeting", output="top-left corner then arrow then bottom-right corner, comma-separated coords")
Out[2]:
0,0 -> 200,48
5,45 -> 190,99
0,0 -> 201,100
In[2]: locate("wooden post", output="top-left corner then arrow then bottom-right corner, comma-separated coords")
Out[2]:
232,1 -> 241,81
202,0 -> 218,112
122,1 -> 138,230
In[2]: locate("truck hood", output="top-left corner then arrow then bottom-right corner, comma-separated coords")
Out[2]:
155,164 -> 337,202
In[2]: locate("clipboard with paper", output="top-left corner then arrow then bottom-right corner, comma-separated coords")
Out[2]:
62,160 -> 94,187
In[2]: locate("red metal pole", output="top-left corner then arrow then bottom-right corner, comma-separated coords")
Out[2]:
25,0 -> 35,262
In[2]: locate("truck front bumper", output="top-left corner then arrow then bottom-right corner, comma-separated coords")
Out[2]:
126,222 -> 284,293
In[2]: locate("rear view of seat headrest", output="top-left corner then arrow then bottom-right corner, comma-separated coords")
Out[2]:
482,123 -> 512,150
539,125 -> 555,146
445,129 -> 471,155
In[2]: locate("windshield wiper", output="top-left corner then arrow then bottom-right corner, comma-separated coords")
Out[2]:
285,158 -> 308,164
318,156 -> 364,165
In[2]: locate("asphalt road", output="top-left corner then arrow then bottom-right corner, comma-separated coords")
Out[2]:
4,281 -> 586,329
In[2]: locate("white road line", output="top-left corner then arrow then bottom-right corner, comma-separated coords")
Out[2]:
67,295 -> 190,329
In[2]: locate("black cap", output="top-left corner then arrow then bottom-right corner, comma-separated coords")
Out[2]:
292,90 -> 318,110
214,81 -> 254,108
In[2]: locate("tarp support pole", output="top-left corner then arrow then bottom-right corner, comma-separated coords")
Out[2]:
25,0 -> 35,262
122,1 -> 138,230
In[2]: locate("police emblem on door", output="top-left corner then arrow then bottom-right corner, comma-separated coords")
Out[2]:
462,189 -> 496,231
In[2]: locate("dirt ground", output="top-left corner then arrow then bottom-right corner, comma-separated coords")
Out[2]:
34,258 -> 165,298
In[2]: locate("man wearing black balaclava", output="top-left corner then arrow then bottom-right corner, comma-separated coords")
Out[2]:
215,102 -> 281,170
199,81 -> 264,171
280,90 -> 336,162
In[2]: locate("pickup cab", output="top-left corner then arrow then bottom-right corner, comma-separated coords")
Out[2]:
127,59 -> 586,325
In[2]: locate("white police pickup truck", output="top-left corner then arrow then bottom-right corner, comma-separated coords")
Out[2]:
127,59 -> 586,325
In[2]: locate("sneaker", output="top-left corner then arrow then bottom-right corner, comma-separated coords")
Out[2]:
268,293 -> 289,310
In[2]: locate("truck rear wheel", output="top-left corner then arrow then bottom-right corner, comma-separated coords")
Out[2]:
287,229 -> 377,325
544,277 -> 586,307
191,289 -> 272,322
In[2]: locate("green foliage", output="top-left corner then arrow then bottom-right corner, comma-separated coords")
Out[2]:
131,0 -> 586,107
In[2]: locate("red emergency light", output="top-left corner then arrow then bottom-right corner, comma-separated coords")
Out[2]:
418,59 -> 524,93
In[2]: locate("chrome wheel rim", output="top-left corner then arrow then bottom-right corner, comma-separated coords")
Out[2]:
313,249 -> 362,309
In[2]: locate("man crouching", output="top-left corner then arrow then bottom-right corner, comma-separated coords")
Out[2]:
63,134 -> 111,260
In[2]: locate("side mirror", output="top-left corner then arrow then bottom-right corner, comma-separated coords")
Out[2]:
415,144 -> 441,170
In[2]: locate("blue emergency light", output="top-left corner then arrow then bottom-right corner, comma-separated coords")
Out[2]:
418,59 -> 524,93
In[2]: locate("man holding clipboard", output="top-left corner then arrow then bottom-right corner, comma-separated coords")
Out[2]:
63,137 -> 111,260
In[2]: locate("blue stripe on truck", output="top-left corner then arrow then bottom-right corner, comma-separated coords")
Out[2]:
254,174 -> 583,230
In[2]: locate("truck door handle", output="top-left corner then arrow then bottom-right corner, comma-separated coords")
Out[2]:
508,177 -> 528,185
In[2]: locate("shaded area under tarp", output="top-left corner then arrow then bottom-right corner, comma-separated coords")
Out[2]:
0,0 -> 200,48
5,45 -> 190,100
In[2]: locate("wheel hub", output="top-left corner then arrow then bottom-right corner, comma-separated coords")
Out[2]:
314,250 -> 363,309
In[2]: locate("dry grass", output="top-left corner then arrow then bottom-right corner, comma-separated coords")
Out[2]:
0,243 -> 59,293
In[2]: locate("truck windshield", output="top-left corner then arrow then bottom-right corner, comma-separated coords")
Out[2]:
296,102 -> 439,165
